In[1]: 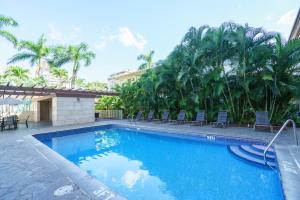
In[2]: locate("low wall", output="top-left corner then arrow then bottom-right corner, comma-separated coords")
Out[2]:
96,110 -> 123,119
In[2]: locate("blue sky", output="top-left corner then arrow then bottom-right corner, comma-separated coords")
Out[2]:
0,0 -> 299,82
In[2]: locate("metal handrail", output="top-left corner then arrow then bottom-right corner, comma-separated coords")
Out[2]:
264,119 -> 299,169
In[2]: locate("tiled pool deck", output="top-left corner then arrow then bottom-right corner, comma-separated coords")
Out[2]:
0,119 -> 299,200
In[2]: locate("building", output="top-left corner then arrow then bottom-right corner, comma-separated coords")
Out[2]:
0,85 -> 117,126
289,8 -> 300,40
108,69 -> 146,88
38,59 -> 71,88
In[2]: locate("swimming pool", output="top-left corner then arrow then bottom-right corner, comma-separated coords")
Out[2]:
34,125 -> 284,200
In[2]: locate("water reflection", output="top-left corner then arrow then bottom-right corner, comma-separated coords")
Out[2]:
78,152 -> 175,200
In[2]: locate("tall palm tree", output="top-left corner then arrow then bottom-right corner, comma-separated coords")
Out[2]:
0,15 -> 18,46
7,34 -> 49,76
197,23 -> 237,118
137,50 -> 155,70
51,43 -> 95,88
4,66 -> 29,85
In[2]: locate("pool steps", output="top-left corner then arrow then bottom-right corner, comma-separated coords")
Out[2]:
240,145 -> 275,159
229,145 -> 276,167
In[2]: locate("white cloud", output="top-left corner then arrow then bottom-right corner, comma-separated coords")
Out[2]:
118,27 -> 147,50
73,27 -> 81,32
277,9 -> 297,26
48,23 -> 64,43
48,23 -> 81,44
122,170 -> 149,189
266,15 -> 272,21
94,35 -> 117,50
94,27 -> 147,51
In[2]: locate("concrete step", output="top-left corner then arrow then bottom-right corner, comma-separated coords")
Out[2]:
229,146 -> 276,167
251,144 -> 274,153
240,145 -> 275,159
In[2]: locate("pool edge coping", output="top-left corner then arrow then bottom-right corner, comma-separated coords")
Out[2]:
275,145 -> 300,200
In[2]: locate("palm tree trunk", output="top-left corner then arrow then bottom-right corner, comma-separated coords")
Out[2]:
71,75 -> 76,88
221,64 -> 236,118
36,59 -> 41,77
71,64 -> 78,88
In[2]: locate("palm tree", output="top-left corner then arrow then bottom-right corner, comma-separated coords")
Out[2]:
7,34 -> 50,76
196,23 -> 237,119
50,67 -> 68,82
267,34 -> 300,121
137,50 -> 155,70
50,67 -> 68,85
4,66 -> 29,85
0,15 -> 18,46
232,24 -> 275,113
51,43 -> 95,88
117,22 -> 300,124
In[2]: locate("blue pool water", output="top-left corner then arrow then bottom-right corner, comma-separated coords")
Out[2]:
36,126 -> 283,200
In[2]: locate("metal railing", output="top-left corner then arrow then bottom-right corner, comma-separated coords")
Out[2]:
264,119 -> 299,169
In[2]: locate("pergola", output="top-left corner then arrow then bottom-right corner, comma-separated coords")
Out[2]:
0,83 -> 118,98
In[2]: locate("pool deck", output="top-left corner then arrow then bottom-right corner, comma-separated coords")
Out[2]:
0,119 -> 299,200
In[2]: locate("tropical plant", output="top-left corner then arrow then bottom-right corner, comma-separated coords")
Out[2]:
7,34 -> 50,76
51,43 -> 95,88
4,66 -> 29,85
50,67 -> 68,81
31,76 -> 47,87
85,81 -> 107,91
75,78 -> 86,88
0,15 -> 18,46
117,22 -> 300,125
96,96 -> 123,110
0,75 -> 8,85
137,50 -> 155,70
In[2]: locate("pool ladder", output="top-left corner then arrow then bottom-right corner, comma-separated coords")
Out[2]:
264,119 -> 299,169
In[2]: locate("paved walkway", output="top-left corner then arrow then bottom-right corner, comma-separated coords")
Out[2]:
0,120 -> 299,200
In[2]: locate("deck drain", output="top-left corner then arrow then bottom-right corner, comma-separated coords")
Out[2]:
54,185 -> 73,196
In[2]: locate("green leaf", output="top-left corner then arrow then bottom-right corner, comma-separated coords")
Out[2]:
262,74 -> 273,81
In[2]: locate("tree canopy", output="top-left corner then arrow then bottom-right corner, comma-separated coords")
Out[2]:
117,22 -> 300,124
0,15 -> 18,46
50,43 -> 96,88
7,34 -> 50,76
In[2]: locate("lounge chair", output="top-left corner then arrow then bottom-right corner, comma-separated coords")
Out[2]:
211,111 -> 228,128
145,111 -> 154,121
254,111 -> 273,132
174,110 -> 186,124
161,111 -> 169,123
191,110 -> 207,126
1,116 -> 15,131
12,115 -> 18,129
129,111 -> 143,121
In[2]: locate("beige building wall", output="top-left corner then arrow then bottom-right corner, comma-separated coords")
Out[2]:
52,97 -> 95,126
32,101 -> 40,122
108,69 -> 146,88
